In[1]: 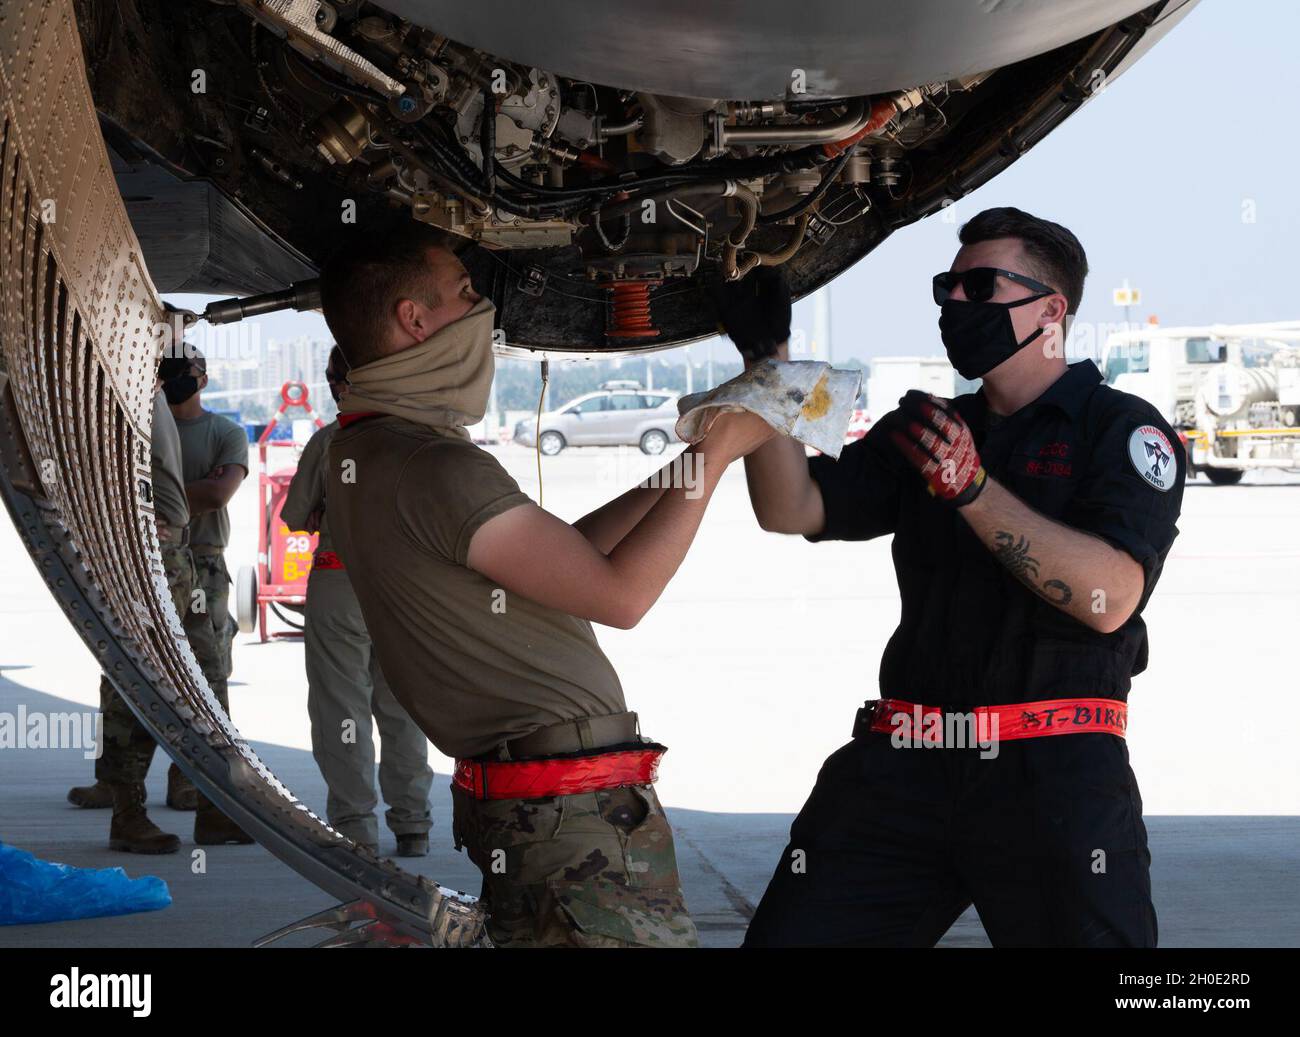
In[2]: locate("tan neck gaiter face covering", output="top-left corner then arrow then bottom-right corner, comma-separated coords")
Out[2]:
340,297 -> 496,438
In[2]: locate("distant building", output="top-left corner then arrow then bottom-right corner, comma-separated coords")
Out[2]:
203,336 -> 335,421
866,356 -> 980,419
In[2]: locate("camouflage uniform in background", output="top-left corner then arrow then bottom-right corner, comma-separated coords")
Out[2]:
173,406 -> 247,715
189,547 -> 235,713
168,403 -> 253,845
96,541 -> 204,784
452,782 -> 699,948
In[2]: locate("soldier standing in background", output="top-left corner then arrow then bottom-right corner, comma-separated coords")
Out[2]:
282,347 -> 434,857
67,358 -> 221,852
163,350 -> 255,846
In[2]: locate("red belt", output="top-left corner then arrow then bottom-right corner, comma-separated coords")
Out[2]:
859,697 -> 1128,744
313,550 -> 345,571
453,746 -> 665,801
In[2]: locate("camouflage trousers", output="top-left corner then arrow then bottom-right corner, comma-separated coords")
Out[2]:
190,548 -> 236,702
451,782 -> 699,948
97,542 -> 226,784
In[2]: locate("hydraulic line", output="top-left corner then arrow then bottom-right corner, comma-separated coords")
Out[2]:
479,87 -> 496,198
717,98 -> 867,146
405,126 -> 578,220
758,148 -> 853,225
486,145 -> 833,204
822,97 -> 899,157
595,179 -> 738,222
731,213 -> 811,280
598,116 -> 643,139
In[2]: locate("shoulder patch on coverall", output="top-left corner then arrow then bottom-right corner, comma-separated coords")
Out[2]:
1126,424 -> 1176,492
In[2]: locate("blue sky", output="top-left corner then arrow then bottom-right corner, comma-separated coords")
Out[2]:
172,0 -> 1285,367
804,0 -> 1295,362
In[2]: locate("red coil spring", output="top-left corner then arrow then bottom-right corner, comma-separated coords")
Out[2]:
606,281 -> 661,339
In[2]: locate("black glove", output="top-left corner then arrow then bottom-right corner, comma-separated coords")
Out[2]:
708,266 -> 792,362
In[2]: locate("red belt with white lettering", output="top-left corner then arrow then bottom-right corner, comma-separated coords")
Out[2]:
856,697 -> 1128,743
452,745 -> 665,801
313,550 -> 345,571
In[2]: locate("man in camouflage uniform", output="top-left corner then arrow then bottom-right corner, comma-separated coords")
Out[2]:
320,225 -> 771,947
67,361 -> 220,852
164,350 -> 254,846
188,550 -> 235,707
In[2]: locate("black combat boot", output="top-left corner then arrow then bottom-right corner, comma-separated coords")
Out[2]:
67,780 -> 119,808
166,763 -> 199,811
194,795 -> 255,846
109,783 -> 180,854
395,834 -> 429,858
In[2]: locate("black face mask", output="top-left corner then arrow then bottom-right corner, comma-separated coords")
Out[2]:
162,375 -> 199,406
938,294 -> 1049,380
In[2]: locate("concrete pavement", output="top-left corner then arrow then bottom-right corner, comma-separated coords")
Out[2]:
1,443 -> 1297,946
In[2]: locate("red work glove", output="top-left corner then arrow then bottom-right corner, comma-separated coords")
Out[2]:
887,390 -> 987,507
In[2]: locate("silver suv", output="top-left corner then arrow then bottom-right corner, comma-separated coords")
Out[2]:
515,385 -> 680,455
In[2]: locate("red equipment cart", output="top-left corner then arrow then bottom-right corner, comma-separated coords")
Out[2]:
235,381 -> 326,642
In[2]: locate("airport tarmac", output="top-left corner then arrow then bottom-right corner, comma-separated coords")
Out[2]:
2,442 -> 1297,946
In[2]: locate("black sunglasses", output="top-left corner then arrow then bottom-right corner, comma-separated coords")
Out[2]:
932,267 -> 1057,306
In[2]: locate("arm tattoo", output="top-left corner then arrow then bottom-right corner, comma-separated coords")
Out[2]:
992,531 -> 1073,607
992,531 -> 1039,581
1042,579 -> 1073,605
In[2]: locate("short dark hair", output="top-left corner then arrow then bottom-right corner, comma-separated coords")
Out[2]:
326,344 -> 349,377
958,207 -> 1088,316
319,221 -> 459,366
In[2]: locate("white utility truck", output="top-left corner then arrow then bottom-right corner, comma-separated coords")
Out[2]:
867,356 -> 981,422
1100,321 -> 1300,484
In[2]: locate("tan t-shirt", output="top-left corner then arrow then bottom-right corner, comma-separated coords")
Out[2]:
281,421 -> 336,553
328,415 -> 627,759
150,391 -> 190,530
174,410 -> 249,548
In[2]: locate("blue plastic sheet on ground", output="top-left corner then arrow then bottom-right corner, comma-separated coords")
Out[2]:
0,841 -> 170,925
